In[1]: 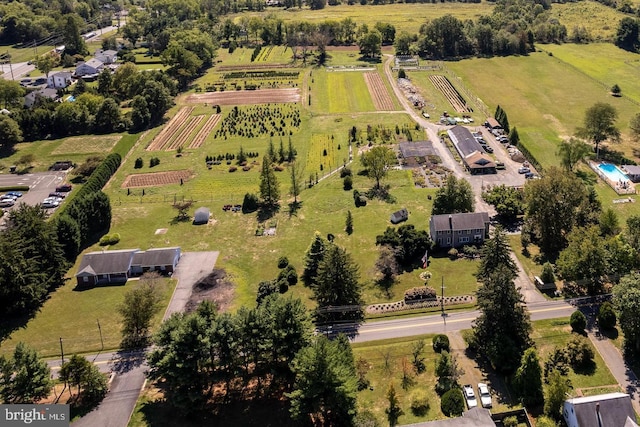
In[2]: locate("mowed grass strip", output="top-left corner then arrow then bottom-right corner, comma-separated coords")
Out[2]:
51,135 -> 122,155
445,51 -> 638,169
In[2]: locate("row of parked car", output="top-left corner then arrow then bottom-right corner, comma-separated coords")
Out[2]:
0,191 -> 23,207
42,185 -> 73,209
471,132 -> 494,154
463,383 -> 493,409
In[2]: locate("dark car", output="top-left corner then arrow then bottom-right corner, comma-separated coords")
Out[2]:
55,184 -> 72,192
6,191 -> 22,198
524,172 -> 535,179
49,192 -> 66,199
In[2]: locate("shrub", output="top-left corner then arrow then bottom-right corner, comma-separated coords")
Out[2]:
278,280 -> 288,294
404,286 -> 436,302
242,193 -> 259,213
536,416 -> 558,427
566,336 -> 594,371
343,175 -> 353,191
134,157 -> 143,169
433,334 -> 450,353
409,390 -> 430,416
398,69 -> 406,79
461,245 -> 478,258
228,166 -> 237,172
99,233 -> 120,246
502,416 -> 518,427
149,157 -> 160,167
340,167 -> 352,178
570,310 -> 587,333
597,301 -> 617,330
440,388 -> 464,417
447,248 -> 458,259
277,256 -> 289,269
540,262 -> 556,284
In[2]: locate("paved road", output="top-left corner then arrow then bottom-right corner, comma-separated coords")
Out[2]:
70,252 -> 219,427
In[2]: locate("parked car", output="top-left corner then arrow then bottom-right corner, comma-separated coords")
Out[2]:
478,383 -> 492,408
463,384 -> 478,409
496,162 -> 506,170
518,167 -> 531,174
55,184 -> 72,192
6,191 -> 23,198
42,198 -> 60,209
484,146 -> 494,153
525,172 -> 535,179
49,192 -> 66,199
0,194 -> 17,201
0,199 -> 15,207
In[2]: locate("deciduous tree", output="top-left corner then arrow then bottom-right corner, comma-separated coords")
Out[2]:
556,226 -> 607,294
482,185 -> 524,220
360,145 -> 395,189
34,52 -> 59,79
558,138 -> 591,172
59,354 -> 108,405
576,102 -> 621,158
117,272 -> 164,348
0,115 -> 23,149
630,112 -> 640,142
432,175 -> 474,215
544,370 -> 571,419
358,29 -> 382,58
613,272 -> 640,354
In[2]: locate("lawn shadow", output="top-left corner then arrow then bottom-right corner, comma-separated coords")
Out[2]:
375,276 -> 395,300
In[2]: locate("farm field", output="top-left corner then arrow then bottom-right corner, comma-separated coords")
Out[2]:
215,45 -> 293,65
550,1 -> 627,42
310,68 -> 377,113
233,3 -> 492,35
445,51 -> 639,169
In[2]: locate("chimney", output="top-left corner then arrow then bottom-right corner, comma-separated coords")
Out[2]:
448,215 -> 452,229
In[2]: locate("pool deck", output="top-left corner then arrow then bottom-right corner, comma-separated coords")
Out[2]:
590,161 -> 636,195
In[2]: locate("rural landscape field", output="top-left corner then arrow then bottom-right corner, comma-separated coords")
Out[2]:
1,0 -> 640,425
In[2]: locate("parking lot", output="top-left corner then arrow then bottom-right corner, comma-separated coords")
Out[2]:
0,171 -> 69,215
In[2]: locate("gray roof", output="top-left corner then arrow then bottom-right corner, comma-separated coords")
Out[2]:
51,71 -> 73,78
399,141 -> 437,158
132,247 -> 180,267
566,393 -> 635,427
485,117 -> 501,128
401,408 -> 494,427
76,249 -> 139,276
27,88 -> 59,100
448,126 -> 484,158
622,165 -> 640,175
102,50 -> 118,56
82,58 -> 104,69
390,208 -> 408,224
431,212 -> 490,232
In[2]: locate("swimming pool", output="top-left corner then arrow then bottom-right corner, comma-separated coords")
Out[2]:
598,162 -> 630,184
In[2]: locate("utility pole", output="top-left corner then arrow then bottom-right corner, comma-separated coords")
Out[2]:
97,319 -> 104,351
59,337 -> 65,365
441,277 -> 446,317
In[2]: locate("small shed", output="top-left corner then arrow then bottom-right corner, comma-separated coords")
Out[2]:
390,208 -> 409,224
193,207 -> 210,225
622,165 -> 640,183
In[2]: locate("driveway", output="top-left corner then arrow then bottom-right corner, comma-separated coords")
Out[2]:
71,252 -> 219,427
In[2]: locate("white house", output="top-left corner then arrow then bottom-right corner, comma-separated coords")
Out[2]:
95,49 -> 118,64
47,71 -> 73,89
75,58 -> 104,77
563,393 -> 637,427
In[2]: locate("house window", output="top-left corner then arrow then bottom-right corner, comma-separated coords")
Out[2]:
446,237 -> 451,244
474,235 -> 482,241
83,276 -> 88,283
447,230 -> 451,234
458,230 -> 463,235
459,237 -> 469,243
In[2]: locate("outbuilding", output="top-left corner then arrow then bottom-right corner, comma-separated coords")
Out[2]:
390,208 -> 409,224
193,207 -> 210,224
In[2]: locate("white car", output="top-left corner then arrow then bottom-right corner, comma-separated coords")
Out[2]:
0,199 -> 15,207
463,384 -> 478,409
42,197 -> 60,209
478,383 -> 492,408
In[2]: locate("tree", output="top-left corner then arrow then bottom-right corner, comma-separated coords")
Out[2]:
59,354 -> 108,405
473,265 -> 533,374
576,102 -> 621,158
614,272 -> 640,354
433,334 -> 450,353
0,79 -> 24,109
385,384 -> 403,427
288,335 -> 357,426
161,42 -> 203,90
0,342 -> 52,403
476,227 -> 517,282
55,214 -> 81,261
513,347 -> 544,406
375,224 -> 432,267
375,245 -> 399,283
358,30 -> 382,58
432,175 -> 474,215
302,234 -> 327,287
142,80 -> 174,125
34,52 -> 59,79
544,370 -> 571,420
556,226 -> 607,294
259,154 -> 280,209
614,17 -> 640,52
627,215 -> 640,251
94,98 -> 121,134
435,350 -> 463,395
411,339 -> 426,374
130,95 -> 151,131
289,161 -> 302,204
172,200 -> 193,222
97,69 -> 113,96
440,388 -> 464,417
611,84 -> 621,96
345,210 -> 353,235
482,185 -> 524,220
631,113 -> 640,142
524,167 -> 589,256
600,208 -> 620,236
314,244 -> 363,324
0,115 -> 23,149
597,301 -> 616,330
394,31 -> 414,55
540,262 -> 556,285
62,15 -> 87,56
508,126 -> 519,146
360,146 -> 395,189
558,138 -> 591,172
117,272 -> 164,348
570,310 -> 587,333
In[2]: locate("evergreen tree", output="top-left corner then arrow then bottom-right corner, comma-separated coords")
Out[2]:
477,227 -> 517,282
287,137 -> 296,162
63,15 -> 88,56
0,342 -> 52,403
472,265 -> 533,374
345,210 -> 353,235
289,161 -> 302,204
237,146 -> 247,164
314,244 -> 364,324
302,233 -> 327,287
259,155 -> 280,208
268,139 -> 276,160
278,139 -> 286,163
514,347 -> 544,406
386,384 -> 403,427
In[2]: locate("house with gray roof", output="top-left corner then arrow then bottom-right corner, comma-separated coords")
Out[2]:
75,58 -> 104,76
400,408 -> 495,427
429,212 -> 490,248
563,393 -> 637,427
448,126 -> 496,175
24,88 -> 60,108
621,165 -> 640,183
47,71 -> 73,89
95,49 -> 118,64
75,247 -> 181,287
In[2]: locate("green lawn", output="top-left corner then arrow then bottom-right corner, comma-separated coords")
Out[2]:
444,50 -> 639,169
310,68 -> 376,114
0,274 -> 176,358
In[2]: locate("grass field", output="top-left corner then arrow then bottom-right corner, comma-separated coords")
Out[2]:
444,50 -> 639,169
233,3 -> 492,35
0,274 -> 176,358
51,135 -> 122,155
216,45 -> 293,65
310,68 -> 377,113
550,1 -> 627,42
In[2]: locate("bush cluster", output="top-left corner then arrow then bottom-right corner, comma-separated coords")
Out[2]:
99,233 -> 121,246
150,157 -> 160,167
353,189 -> 367,207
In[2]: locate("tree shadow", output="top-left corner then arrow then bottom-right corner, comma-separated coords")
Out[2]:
365,185 -> 396,203
257,204 -> 279,222
169,215 -> 191,225
600,327 -> 619,340
375,276 -> 395,300
287,201 -> 302,217
110,348 -> 146,375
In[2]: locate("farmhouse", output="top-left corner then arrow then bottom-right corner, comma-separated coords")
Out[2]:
563,393 -> 637,427
429,212 -> 490,248
621,165 -> 640,183
75,247 -> 181,287
47,71 -> 73,89
75,58 -> 104,77
447,126 -> 496,175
